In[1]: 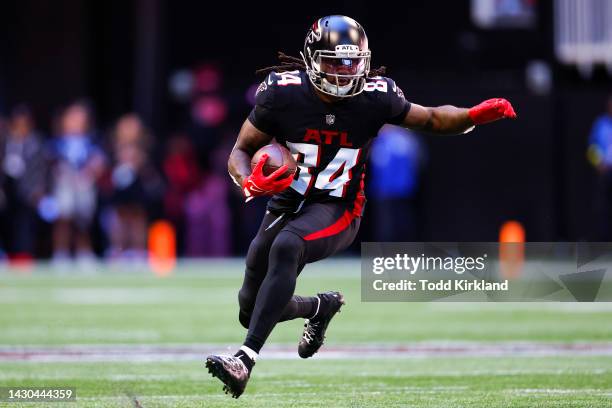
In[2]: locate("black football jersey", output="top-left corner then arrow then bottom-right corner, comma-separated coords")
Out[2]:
248,70 -> 411,215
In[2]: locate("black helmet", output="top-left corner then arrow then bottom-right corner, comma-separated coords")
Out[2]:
301,15 -> 371,98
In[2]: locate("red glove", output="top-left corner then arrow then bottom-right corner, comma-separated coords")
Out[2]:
468,98 -> 517,125
242,154 -> 293,202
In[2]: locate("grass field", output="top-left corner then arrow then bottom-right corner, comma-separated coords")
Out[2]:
1,259 -> 611,407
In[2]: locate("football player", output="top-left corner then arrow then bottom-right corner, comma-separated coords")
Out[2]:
206,15 -> 516,398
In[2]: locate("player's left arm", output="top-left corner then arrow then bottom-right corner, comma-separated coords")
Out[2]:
401,98 -> 517,135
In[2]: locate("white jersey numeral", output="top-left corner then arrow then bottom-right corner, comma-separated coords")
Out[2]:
276,71 -> 302,86
286,142 -> 360,197
285,142 -> 319,194
314,148 -> 361,197
364,80 -> 387,92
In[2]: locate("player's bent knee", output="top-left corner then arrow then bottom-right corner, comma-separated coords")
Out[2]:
238,289 -> 254,329
238,309 -> 251,329
238,288 -> 254,310
245,236 -> 268,269
269,231 -> 305,267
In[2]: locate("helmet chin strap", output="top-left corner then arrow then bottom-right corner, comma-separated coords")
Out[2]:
321,77 -> 354,96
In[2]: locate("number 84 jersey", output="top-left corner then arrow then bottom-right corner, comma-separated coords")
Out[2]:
248,70 -> 411,216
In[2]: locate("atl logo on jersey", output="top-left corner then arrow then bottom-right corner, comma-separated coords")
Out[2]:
303,128 -> 352,147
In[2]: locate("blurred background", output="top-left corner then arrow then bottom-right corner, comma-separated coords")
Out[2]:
0,0 -> 610,265
1,4 -> 611,406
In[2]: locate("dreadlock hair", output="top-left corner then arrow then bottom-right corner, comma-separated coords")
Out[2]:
255,51 -> 387,78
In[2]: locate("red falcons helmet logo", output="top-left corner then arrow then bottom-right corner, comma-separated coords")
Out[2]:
306,19 -> 322,44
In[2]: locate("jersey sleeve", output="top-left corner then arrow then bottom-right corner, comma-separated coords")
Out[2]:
384,77 -> 411,125
247,73 -> 282,135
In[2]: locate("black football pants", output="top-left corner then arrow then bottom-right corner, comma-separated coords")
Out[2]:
239,201 -> 360,353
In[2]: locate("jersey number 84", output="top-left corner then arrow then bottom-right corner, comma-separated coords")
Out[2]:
286,142 -> 361,198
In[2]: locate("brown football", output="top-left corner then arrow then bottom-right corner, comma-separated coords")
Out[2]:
251,143 -> 297,178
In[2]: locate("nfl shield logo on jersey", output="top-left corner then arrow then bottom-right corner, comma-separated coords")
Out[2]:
256,81 -> 267,95
325,114 -> 335,125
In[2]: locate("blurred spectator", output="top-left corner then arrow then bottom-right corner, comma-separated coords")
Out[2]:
0,106 -> 46,260
587,95 -> 612,172
105,114 -> 164,261
0,114 -> 7,138
587,95 -> 612,239
48,101 -> 106,264
184,144 -> 231,257
163,133 -> 202,254
368,125 -> 425,241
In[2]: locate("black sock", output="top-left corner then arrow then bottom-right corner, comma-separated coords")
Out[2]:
243,295 -> 317,352
278,295 -> 319,322
244,335 -> 264,354
234,350 -> 255,373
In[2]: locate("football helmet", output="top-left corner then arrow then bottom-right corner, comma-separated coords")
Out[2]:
301,15 -> 371,98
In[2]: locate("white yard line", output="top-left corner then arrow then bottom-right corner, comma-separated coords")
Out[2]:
1,342 -> 612,362
508,388 -> 612,397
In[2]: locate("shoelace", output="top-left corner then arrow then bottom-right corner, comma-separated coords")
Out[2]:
302,319 -> 321,344
224,356 -> 247,374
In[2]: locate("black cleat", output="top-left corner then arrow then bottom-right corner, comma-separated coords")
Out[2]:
298,291 -> 345,358
205,354 -> 252,398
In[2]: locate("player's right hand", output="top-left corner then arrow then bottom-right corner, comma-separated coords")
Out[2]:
242,154 -> 294,202
468,98 -> 517,125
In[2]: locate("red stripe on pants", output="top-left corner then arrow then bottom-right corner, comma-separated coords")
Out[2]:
303,210 -> 355,241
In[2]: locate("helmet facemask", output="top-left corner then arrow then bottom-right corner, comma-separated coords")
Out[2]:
302,45 -> 371,98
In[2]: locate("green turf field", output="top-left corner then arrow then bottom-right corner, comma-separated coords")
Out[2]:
1,259 -> 611,407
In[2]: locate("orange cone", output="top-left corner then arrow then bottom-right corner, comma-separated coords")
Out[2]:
499,220 -> 525,279
148,220 -> 176,277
